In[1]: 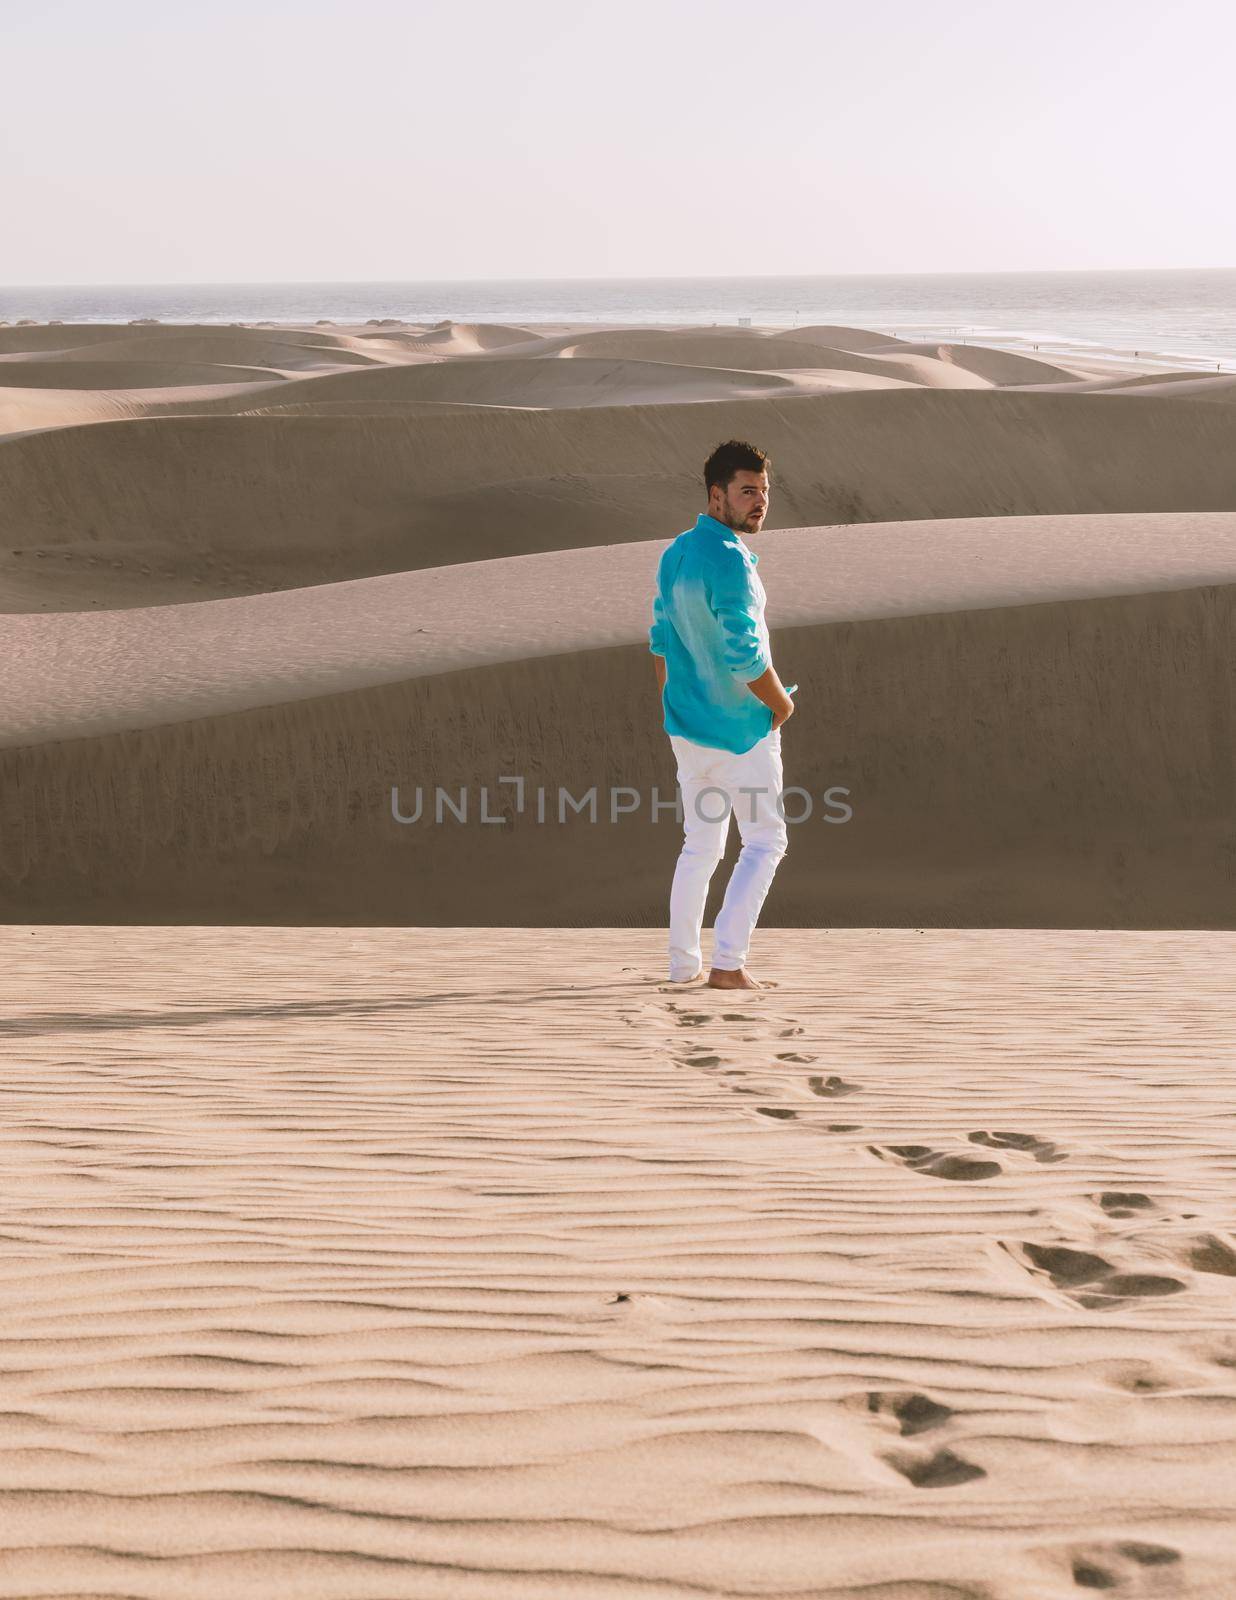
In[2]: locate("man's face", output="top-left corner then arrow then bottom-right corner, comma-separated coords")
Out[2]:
711,469 -> 770,534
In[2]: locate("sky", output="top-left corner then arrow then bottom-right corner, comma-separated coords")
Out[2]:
3,0 -> 1234,284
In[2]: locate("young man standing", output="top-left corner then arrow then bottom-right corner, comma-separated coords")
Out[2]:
648,439 -> 794,991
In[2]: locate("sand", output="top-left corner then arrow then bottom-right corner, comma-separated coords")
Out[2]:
3,923 -> 1236,1597
1,318 -> 1234,926
4,319 -> 1236,614
4,577 -> 1231,927
6,389 -> 1236,610
5,511 -> 1234,749
3,313 -> 1236,1594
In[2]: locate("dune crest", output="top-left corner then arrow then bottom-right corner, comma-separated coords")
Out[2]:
4,385 -> 1236,609
1,513 -> 1232,926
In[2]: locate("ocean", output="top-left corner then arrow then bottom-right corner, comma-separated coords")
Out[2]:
2,269 -> 1234,372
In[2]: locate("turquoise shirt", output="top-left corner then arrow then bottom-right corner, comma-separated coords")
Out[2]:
648,512 -> 774,754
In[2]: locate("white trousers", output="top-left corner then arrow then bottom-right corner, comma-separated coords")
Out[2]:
667,727 -> 789,980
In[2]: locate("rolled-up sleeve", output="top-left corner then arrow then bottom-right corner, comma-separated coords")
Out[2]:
708,550 -> 768,680
649,590 -> 667,656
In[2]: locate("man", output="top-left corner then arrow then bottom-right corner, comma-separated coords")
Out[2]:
648,439 -> 794,991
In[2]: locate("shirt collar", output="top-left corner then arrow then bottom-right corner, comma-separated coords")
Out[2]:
694,512 -> 759,562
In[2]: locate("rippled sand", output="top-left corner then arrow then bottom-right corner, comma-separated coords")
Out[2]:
3,926 -> 1235,1597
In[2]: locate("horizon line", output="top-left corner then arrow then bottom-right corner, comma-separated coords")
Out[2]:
5,264 -> 1236,293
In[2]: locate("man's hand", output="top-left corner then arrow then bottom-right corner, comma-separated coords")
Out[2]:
653,654 -> 667,693
745,664 -> 794,729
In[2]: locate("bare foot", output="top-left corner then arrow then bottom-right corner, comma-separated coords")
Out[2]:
706,967 -> 776,990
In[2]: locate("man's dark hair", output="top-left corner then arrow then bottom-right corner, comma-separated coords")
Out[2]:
704,439 -> 771,493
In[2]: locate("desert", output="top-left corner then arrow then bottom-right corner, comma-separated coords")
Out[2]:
2,309 -> 1235,1597
1,317 -> 1233,926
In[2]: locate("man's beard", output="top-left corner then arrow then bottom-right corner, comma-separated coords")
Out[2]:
723,500 -> 762,532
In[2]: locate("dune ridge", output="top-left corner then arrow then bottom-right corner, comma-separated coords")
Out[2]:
3,512 -> 1234,750
4,315 -> 1229,614
5,388 -> 1236,611
2,568 -> 1230,926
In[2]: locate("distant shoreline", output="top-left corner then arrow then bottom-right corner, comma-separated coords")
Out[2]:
0,318 -> 1224,377
2,267 -> 1234,371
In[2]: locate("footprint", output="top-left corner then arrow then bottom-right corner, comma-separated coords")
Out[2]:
721,1013 -> 758,1022
859,1386 -> 985,1492
867,1390 -> 954,1436
871,1144 -> 1002,1182
1086,1275 -> 1189,1307
603,1292 -> 674,1324
756,1106 -> 798,1120
676,1013 -> 710,1026
828,1123 -> 861,1132
1008,1241 -> 1186,1308
1104,1360 -> 1182,1395
680,1053 -> 722,1068
776,1051 -> 817,1064
809,1074 -> 860,1098
1067,1539 -> 1182,1590
884,1446 -> 985,1488
1194,1329 -> 1236,1372
1021,1243 -> 1112,1286
778,1026 -> 805,1037
1097,1191 -> 1156,1218
1186,1233 -> 1236,1276
969,1130 -> 1067,1164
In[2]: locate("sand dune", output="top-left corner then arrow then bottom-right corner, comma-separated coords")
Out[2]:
0,388 -> 164,438
2,318 -> 1232,922
236,398 -> 535,419
0,358 -> 286,389
0,380 -> 293,443
535,327 -> 1049,388
5,512 -> 1234,748
236,367 -> 919,419
234,354 -> 872,410
887,341 -> 1083,385
0,321 -> 476,441
771,322 -> 917,350
0,318 -> 996,451
1032,371 -> 1236,403
5,388 -> 1236,610
23,331 -> 385,371
0,321 -> 398,360
1,513 -> 1232,924
835,350 -> 991,389
1,922 -> 1232,1597
403,319 -> 539,354
0,324 -> 167,355
454,325 -> 761,361
549,329 -> 988,386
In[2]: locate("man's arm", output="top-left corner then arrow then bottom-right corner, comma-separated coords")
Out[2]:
709,552 -> 794,728
744,662 -> 794,729
649,581 -> 669,694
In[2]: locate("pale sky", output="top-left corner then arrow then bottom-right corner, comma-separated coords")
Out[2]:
4,0 -> 1233,284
